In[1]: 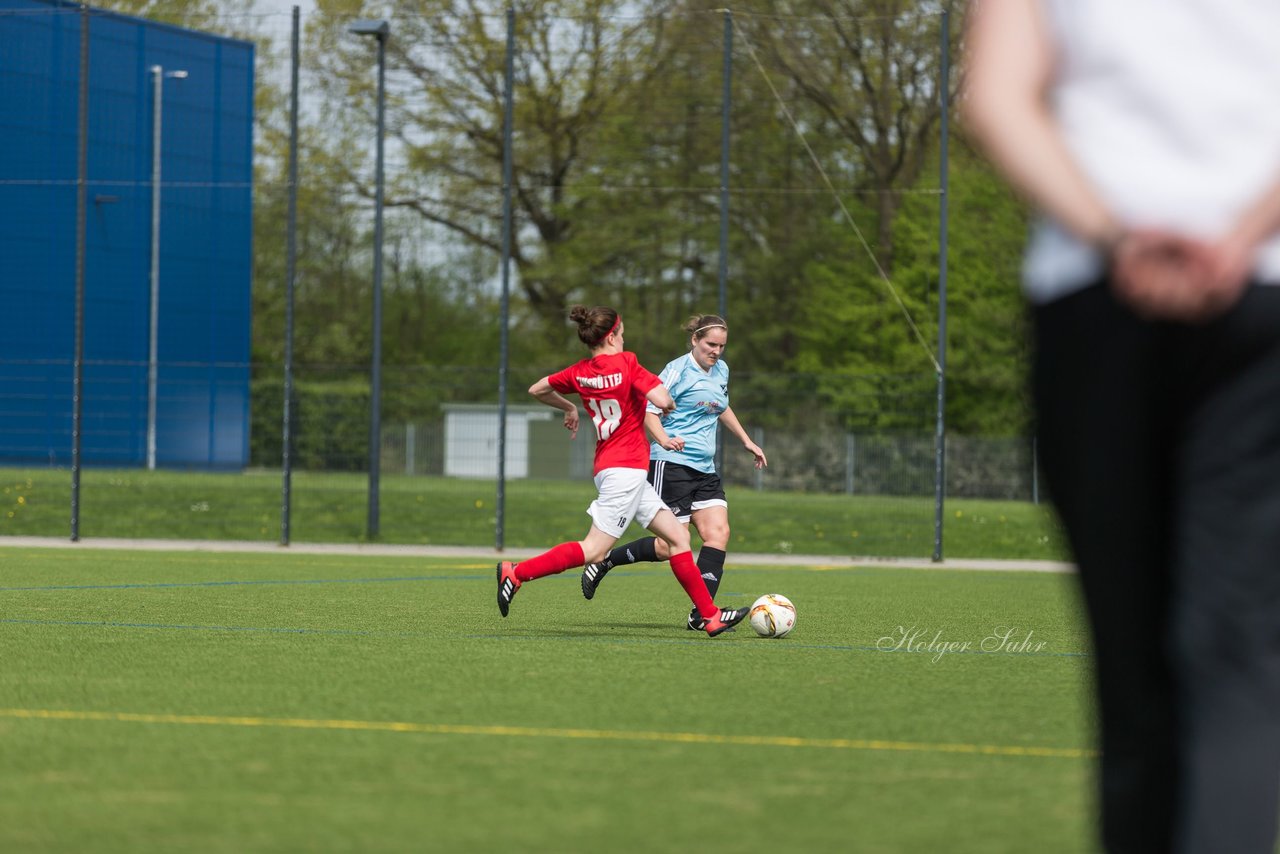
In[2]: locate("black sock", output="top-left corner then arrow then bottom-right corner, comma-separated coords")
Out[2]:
697,547 -> 726,599
601,536 -> 659,570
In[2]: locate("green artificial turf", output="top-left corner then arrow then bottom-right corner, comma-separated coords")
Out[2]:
0,468 -> 1068,560
0,548 -> 1096,852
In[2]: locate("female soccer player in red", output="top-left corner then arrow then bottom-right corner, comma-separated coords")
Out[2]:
496,305 -> 748,637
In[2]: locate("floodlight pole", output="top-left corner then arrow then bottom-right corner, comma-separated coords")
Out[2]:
715,9 -> 732,476
349,19 -> 390,540
281,5 -> 301,545
717,9 -> 731,323
496,7 -> 515,551
147,64 -> 187,471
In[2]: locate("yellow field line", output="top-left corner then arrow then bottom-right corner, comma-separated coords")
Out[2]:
0,708 -> 1095,760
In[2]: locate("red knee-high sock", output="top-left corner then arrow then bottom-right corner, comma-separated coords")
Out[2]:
515,541 -> 585,582
670,550 -> 717,619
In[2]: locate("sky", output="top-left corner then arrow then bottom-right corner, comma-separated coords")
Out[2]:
249,0 -> 318,45
256,0 -> 317,16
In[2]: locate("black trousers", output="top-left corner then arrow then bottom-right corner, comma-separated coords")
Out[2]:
1034,283 -> 1280,854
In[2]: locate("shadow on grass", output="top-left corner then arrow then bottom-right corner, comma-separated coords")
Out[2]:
489,621 -> 748,641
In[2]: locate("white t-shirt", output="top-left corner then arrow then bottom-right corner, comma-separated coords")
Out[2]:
1024,0 -> 1280,302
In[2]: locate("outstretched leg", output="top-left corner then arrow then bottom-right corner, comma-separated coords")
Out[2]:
647,508 -> 746,637
581,536 -> 661,600
497,527 -> 617,617
684,505 -> 731,629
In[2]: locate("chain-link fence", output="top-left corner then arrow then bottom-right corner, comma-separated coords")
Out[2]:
1,1 -> 1040,556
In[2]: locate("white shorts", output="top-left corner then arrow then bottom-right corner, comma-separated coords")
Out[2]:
587,467 -> 668,538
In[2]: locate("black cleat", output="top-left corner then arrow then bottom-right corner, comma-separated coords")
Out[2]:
686,607 -> 708,631
703,607 -> 748,637
580,561 -> 612,601
497,561 -> 521,617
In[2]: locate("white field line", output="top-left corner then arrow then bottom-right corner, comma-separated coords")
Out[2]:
0,535 -> 1074,573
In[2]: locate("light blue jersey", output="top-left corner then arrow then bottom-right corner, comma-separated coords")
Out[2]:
648,352 -> 729,474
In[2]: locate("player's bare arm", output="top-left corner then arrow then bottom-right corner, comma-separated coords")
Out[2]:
719,406 -> 766,468
644,411 -> 684,452
645,384 -> 677,416
529,377 -> 580,439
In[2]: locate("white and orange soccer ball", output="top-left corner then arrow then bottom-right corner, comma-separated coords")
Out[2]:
749,594 -> 796,638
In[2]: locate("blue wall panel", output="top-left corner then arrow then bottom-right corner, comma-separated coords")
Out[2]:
0,0 -> 253,469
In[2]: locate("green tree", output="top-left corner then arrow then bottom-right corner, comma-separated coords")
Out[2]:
307,0 -> 689,347
259,0 -> 1034,434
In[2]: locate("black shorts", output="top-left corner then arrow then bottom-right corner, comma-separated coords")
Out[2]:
648,460 -> 727,522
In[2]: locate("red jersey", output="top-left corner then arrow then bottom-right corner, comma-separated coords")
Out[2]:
547,351 -> 662,474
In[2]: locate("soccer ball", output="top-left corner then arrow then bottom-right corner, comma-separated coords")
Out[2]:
749,594 -> 796,638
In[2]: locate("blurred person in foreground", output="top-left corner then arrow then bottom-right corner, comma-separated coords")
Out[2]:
579,314 -> 768,631
963,1 -> 1280,852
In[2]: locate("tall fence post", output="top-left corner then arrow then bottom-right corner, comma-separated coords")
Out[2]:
70,2 -> 90,541
931,9 -> 951,563
718,9 -> 732,322
366,25 -> 388,540
280,4 -> 300,545
495,7 -> 515,551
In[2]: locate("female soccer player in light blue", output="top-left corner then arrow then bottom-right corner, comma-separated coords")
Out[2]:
580,313 -> 767,630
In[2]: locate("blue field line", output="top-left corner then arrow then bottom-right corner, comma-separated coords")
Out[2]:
0,570 -> 640,594
0,616 -> 1089,656
0,566 -> 1057,595
0,617 -> 419,637
463,632 -> 1090,658
0,574 -> 492,593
